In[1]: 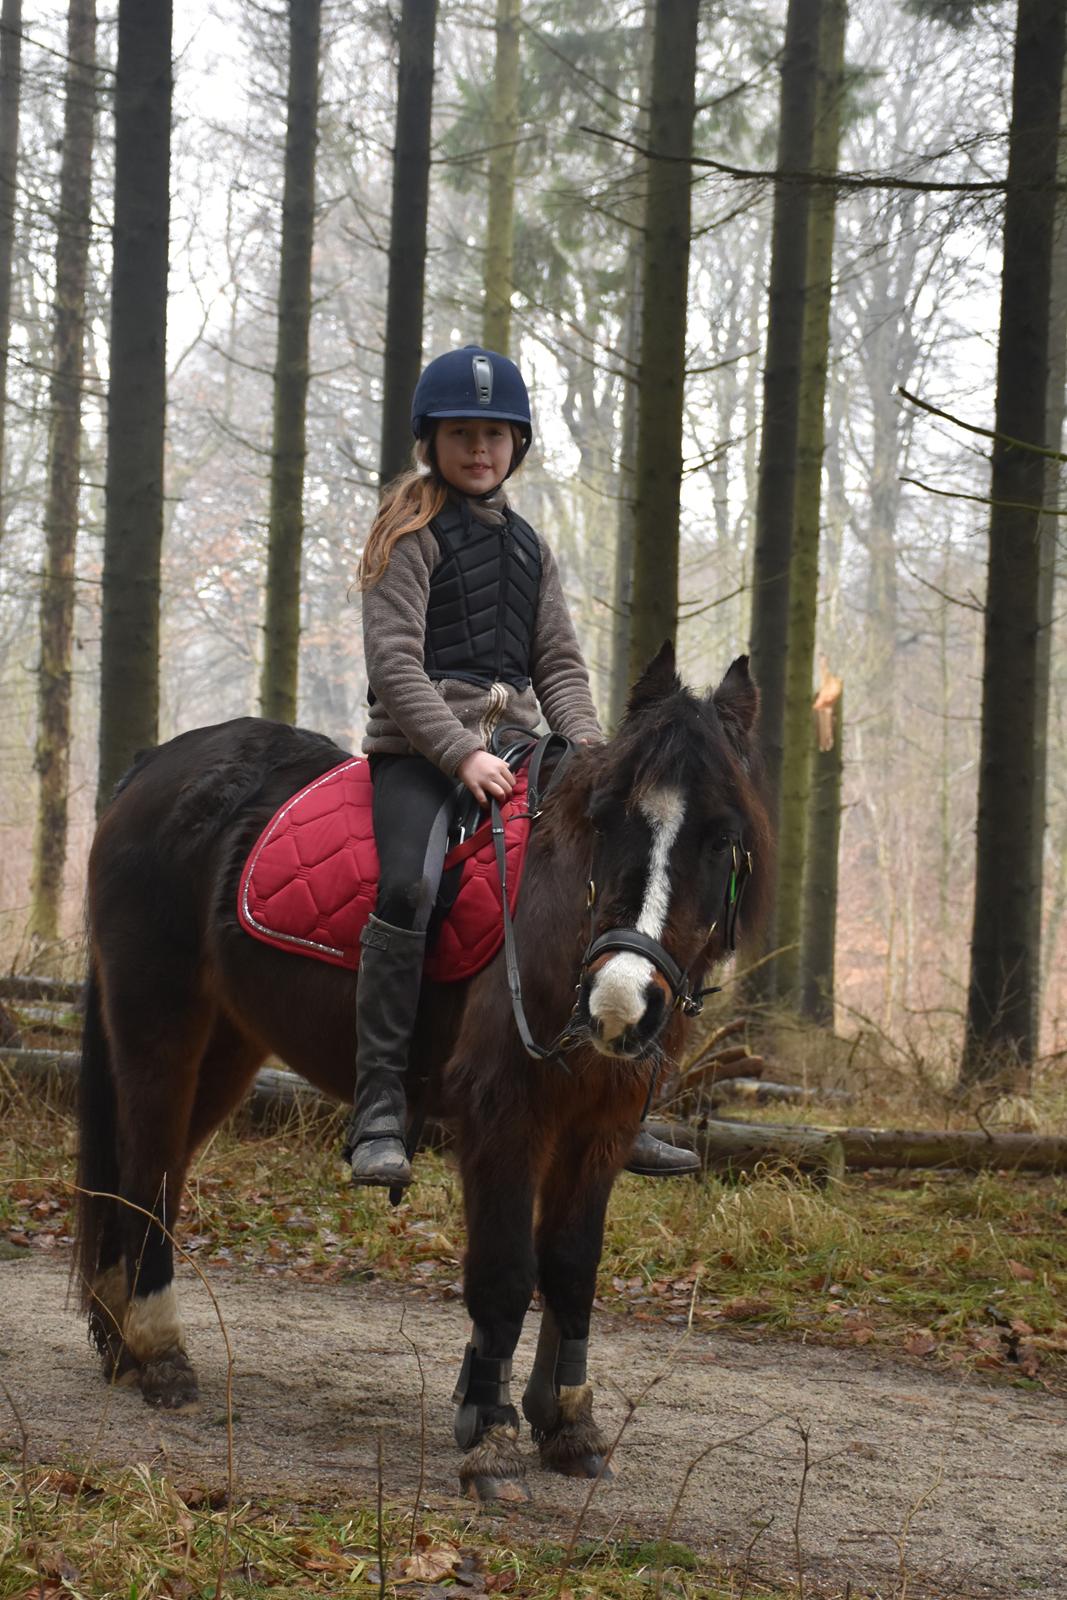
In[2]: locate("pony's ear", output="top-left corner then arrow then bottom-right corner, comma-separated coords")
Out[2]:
626,640 -> 682,715
710,655 -> 759,740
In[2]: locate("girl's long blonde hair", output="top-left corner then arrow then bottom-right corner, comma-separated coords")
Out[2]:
358,424 -> 525,589
358,438 -> 447,590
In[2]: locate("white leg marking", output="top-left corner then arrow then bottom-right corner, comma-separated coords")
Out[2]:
123,1284 -> 185,1362
589,788 -> 685,1039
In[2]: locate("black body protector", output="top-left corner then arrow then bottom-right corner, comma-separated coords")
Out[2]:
423,499 -> 542,688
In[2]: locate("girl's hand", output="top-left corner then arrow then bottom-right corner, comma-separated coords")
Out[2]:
458,750 -> 516,807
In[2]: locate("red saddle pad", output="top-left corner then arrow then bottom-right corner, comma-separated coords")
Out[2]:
237,757 -> 531,982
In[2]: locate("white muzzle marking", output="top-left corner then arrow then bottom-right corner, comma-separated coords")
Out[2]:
588,787 -> 685,1042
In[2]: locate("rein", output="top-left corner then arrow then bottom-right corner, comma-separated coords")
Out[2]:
490,735 -> 753,1064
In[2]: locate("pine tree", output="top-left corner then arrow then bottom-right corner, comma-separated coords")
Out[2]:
626,0 -> 700,678
379,0 -> 438,488
745,0 -> 822,999
961,0 -> 1066,1084
30,0 -> 97,940
483,0 -> 520,355
776,0 -> 848,1002
0,0 -> 22,546
96,0 -> 173,810
260,0 -> 322,725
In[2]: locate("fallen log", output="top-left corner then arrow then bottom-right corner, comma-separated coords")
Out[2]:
708,1078 -> 853,1107
6,1049 -> 1065,1176
649,1118 -> 846,1181
838,1127 -> 1067,1174
680,1052 -> 766,1091
0,1050 -> 333,1127
0,975 -> 84,1005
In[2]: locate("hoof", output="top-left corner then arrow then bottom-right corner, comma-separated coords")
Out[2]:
140,1347 -> 199,1410
553,1452 -> 614,1481
535,1383 -> 612,1480
464,1472 -> 532,1504
104,1343 -> 141,1387
459,1423 -> 530,1504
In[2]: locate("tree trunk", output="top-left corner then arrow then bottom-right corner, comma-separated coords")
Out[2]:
775,0 -> 847,1004
608,4 -> 653,727
96,0 -> 173,812
608,274 -> 639,728
378,0 -> 437,488
961,0 -> 1066,1085
0,0 -> 21,547
1031,63 -> 1067,1033
259,0 -> 322,725
748,0 -> 821,825
29,0 -> 97,941
482,0 -> 520,355
626,0 -> 699,679
800,668 -> 842,1022
745,0 -> 822,1002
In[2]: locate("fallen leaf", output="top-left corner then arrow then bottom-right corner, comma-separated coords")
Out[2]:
1006,1259 -> 1036,1282
178,1484 -> 228,1511
394,1546 -> 463,1583
719,1296 -> 773,1320
1015,1343 -> 1042,1379
903,1330 -> 937,1357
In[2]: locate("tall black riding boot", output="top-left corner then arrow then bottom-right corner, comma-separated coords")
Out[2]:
345,914 -> 426,1187
624,1123 -> 701,1178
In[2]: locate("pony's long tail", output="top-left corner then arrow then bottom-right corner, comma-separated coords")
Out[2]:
73,959 -> 119,1313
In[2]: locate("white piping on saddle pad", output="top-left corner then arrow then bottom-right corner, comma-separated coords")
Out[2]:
588,787 -> 685,1039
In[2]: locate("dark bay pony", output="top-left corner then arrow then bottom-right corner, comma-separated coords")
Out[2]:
74,644 -> 768,1501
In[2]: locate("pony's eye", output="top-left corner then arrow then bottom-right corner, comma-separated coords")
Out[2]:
709,833 -> 732,854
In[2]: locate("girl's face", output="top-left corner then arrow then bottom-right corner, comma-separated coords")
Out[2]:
433,418 -> 514,495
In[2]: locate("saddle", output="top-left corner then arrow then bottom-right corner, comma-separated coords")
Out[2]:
237,737 -> 546,983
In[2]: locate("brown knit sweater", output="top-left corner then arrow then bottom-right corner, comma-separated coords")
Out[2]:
361,512 -> 603,775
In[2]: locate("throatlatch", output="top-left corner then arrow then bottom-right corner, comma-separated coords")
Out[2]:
452,1334 -> 518,1449
521,1307 -> 589,1440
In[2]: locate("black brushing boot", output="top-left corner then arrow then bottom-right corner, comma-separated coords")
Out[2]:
344,914 -> 425,1187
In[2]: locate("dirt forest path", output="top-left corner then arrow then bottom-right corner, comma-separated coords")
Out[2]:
2,1255 -> 1064,1599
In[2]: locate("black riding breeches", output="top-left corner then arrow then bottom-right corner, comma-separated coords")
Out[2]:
369,753 -> 456,932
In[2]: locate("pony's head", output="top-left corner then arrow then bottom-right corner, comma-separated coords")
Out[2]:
573,643 -> 770,1059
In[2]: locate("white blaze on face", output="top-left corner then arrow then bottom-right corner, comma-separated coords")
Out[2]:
588,787 -> 686,1041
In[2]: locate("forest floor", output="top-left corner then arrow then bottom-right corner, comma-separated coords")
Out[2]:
3,1250 -> 1065,1600
2,1044 -> 1066,1598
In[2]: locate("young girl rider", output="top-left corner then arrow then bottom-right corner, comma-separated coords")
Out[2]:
346,345 -> 698,1188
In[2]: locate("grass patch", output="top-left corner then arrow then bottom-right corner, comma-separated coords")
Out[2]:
3,1086 -> 1065,1386
0,1460 -> 782,1599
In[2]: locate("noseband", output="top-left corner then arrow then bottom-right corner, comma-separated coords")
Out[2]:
581,832 -> 752,1020
490,734 -> 753,1063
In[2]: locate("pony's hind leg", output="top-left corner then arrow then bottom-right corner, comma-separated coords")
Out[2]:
103,980 -> 215,1410
524,1133 -> 621,1479
454,1133 -> 538,1502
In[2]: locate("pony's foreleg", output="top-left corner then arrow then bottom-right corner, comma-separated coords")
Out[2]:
524,1149 -> 617,1479
453,1143 -> 537,1502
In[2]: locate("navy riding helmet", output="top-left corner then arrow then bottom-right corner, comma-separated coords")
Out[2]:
411,345 -> 533,471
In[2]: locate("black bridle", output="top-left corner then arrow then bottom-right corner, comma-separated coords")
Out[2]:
490,735 -> 753,1064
